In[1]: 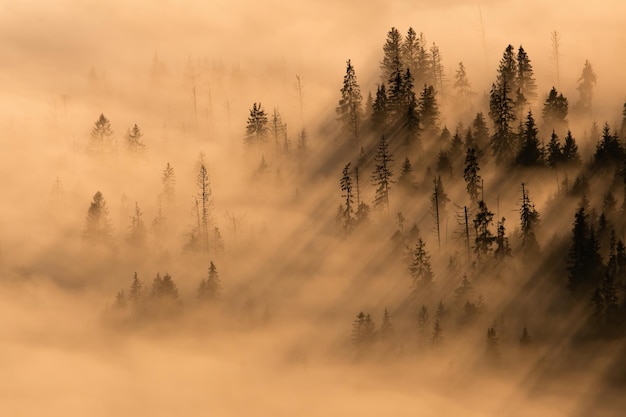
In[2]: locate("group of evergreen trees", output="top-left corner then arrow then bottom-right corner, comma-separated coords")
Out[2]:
111,261 -> 222,322
336,27 -> 626,357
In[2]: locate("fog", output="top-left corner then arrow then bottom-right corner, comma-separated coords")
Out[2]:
1,0 -> 626,415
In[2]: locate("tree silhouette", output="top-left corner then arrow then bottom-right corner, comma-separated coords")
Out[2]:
574,60 -> 597,116
244,103 -> 268,147
89,113 -> 115,155
336,59 -> 363,146
409,238 -> 434,288
463,147 -> 481,204
198,261 -> 222,303
371,135 -> 394,213
83,191 -> 112,244
125,124 -> 145,154
340,162 -> 354,234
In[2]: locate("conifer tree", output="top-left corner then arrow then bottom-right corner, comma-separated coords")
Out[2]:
336,59 -> 363,146
574,60 -> 597,115
125,124 -> 145,154
402,27 -> 419,77
464,148 -> 481,204
516,111 -> 543,166
340,162 -> 354,234
398,157 -> 416,189
454,62 -> 473,103
562,131 -> 581,165
83,191 -> 112,244
127,202 -> 147,246
129,272 -> 143,305
516,46 -> 537,111
520,183 -> 540,254
567,205 -> 603,295
418,85 -> 439,138
244,103 -> 268,147
198,261 -> 222,302
489,77 -> 517,164
371,84 -> 388,132
409,238 -> 434,288
542,87 -> 568,134
474,200 -> 495,262
593,123 -> 623,168
546,131 -> 562,168
351,312 -> 376,347
161,162 -> 176,205
379,308 -> 394,341
494,217 -> 512,260
472,112 -> 490,155
519,327 -> 531,346
371,135 -> 394,213
381,27 -> 403,82
269,108 -> 287,154
89,113 -> 115,155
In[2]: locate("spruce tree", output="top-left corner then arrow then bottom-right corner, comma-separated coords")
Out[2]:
520,183 -> 540,254
542,87 -> 568,134
244,103 -> 268,147
380,27 -> 403,82
464,147 -> 481,204
371,84 -> 388,132
474,200 -> 495,262
161,163 -> 176,205
546,131 -> 562,168
516,111 -> 543,166
409,238 -> 434,288
574,60 -> 597,115
371,135 -> 394,213
336,59 -> 363,146
83,191 -> 112,244
418,85 -> 440,138
489,78 -> 517,164
89,113 -> 115,155
125,124 -> 146,154
516,46 -> 537,112
562,131 -> 581,165
494,217 -> 512,260
340,162 -> 354,233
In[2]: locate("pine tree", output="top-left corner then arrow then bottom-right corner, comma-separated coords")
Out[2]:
336,59 -> 363,146
489,77 -> 517,164
593,123 -> 623,168
574,60 -> 597,116
516,46 -> 537,111
418,85 -> 440,138
494,217 -> 512,260
89,113 -> 115,155
381,27 -> 403,82
371,135 -> 394,213
472,112 -> 490,155
454,62 -> 473,103
379,308 -> 394,341
520,183 -> 540,254
463,148 -> 481,204
129,272 -> 143,305
198,261 -> 222,302
244,103 -> 268,147
405,83 -> 421,148
269,108 -> 286,154
409,238 -> 434,288
127,202 -> 147,246
474,200 -> 495,262
562,131 -> 581,165
455,275 -> 473,299
397,157 -> 416,189
430,43 -> 445,95
351,312 -> 376,347
83,191 -> 112,244
546,131 -> 562,168
371,84 -> 388,132
542,87 -> 568,134
567,205 -> 604,295
125,124 -> 145,154
417,305 -> 430,334
161,163 -> 176,205
516,111 -> 543,166
402,27 -> 419,77
340,163 -> 354,234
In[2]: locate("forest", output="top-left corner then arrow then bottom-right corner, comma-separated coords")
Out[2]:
2,1 -> 626,416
